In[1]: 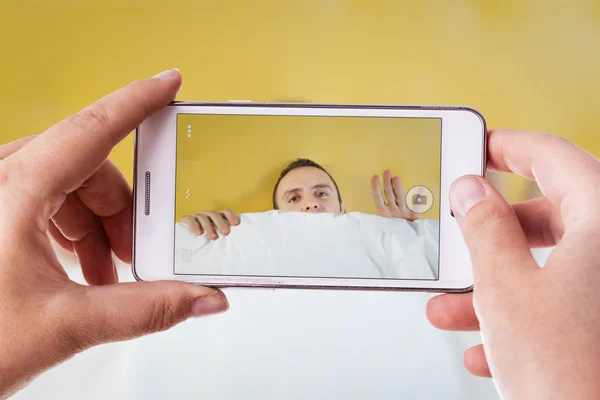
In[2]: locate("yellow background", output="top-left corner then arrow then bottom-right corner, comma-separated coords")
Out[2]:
175,114 -> 441,220
1,1 -> 599,205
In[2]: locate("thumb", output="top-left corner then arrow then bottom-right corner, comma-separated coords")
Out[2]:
450,175 -> 538,295
64,281 -> 228,348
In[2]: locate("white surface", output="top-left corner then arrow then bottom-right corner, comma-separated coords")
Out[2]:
135,104 -> 484,291
175,211 -> 439,280
11,247 -> 559,400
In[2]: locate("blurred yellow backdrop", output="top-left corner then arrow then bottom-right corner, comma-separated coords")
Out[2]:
1,0 -> 599,204
175,114 -> 441,219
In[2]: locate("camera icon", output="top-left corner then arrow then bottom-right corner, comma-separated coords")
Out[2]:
406,186 -> 434,214
412,193 -> 428,206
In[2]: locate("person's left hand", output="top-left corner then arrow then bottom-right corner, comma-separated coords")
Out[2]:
371,169 -> 417,221
180,209 -> 240,240
0,69 -> 229,399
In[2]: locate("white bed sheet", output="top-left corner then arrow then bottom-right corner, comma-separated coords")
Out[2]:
175,211 -> 439,279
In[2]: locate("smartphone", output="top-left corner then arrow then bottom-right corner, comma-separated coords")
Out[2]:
132,101 -> 486,292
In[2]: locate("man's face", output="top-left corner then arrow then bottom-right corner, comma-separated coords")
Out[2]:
275,166 -> 345,214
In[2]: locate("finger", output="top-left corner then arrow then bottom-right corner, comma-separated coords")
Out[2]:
196,214 -> 217,240
0,135 -> 36,160
409,210 -> 418,220
486,129 -> 600,229
512,197 -> 563,248
52,193 -> 117,285
464,344 -> 492,378
202,211 -> 230,235
382,170 -> 400,212
9,69 -> 182,210
58,281 -> 229,351
370,175 -> 387,213
450,176 -> 538,294
181,215 -> 203,235
391,175 -> 417,220
426,292 -> 479,331
391,175 -> 406,208
76,160 -> 132,263
48,220 -> 74,252
221,210 -> 240,226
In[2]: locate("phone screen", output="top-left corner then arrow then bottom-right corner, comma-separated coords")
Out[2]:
173,113 -> 442,280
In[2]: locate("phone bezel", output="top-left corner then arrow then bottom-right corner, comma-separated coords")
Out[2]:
132,102 -> 486,293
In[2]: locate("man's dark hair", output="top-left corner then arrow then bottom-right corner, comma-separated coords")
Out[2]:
272,158 -> 343,210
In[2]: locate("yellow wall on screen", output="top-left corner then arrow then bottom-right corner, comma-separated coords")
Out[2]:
175,114 -> 441,219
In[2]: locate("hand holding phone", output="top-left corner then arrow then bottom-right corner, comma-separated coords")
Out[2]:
0,70 -> 228,398
428,129 -> 600,398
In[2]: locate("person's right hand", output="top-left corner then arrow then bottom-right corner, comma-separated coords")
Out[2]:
426,129 -> 600,399
180,210 -> 240,240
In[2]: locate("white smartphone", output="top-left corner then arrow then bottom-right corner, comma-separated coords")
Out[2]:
132,102 -> 486,292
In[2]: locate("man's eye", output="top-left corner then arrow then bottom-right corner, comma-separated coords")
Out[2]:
316,192 -> 328,198
289,196 -> 298,203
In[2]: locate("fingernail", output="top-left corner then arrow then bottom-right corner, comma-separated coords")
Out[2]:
191,292 -> 229,317
450,176 -> 487,218
221,228 -> 229,235
152,68 -> 180,79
